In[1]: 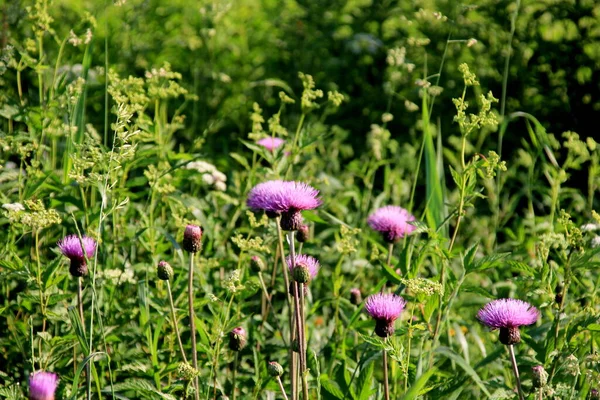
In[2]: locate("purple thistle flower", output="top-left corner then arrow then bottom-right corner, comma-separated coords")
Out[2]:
368,206 -> 416,243
364,293 -> 406,338
247,180 -> 321,230
477,299 -> 539,345
257,137 -> 285,152
57,235 -> 97,277
29,371 -> 58,400
286,254 -> 319,283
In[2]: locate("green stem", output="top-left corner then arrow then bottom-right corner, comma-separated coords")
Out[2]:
188,253 -> 199,400
507,345 -> 525,400
276,376 -> 289,400
232,352 -> 238,400
166,281 -> 187,363
383,347 -> 390,400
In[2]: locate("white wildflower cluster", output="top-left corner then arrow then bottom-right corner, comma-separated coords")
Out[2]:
97,268 -> 136,285
186,161 -> 227,191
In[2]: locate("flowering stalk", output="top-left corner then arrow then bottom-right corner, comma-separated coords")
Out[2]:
182,224 -> 202,400
188,253 -> 199,400
277,218 -> 296,399
288,232 -> 308,400
507,345 -> 525,400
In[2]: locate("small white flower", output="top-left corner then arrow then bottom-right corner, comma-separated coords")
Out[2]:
591,236 -> 600,248
2,202 -> 25,212
214,181 -> 227,191
581,223 -> 599,232
202,173 -> 215,185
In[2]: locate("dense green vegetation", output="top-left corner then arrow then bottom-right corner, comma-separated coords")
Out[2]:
1,0 -> 600,399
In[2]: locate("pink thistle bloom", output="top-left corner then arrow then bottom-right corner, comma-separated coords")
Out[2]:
29,371 -> 58,400
364,293 -> 406,337
247,180 -> 321,230
286,254 -> 319,283
477,299 -> 539,345
257,137 -> 285,152
57,235 -> 97,277
367,205 -> 416,243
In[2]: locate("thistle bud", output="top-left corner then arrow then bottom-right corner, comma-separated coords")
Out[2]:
182,224 -> 203,253
267,361 -> 284,377
250,256 -> 264,273
297,225 -> 310,243
292,265 -> 311,284
228,327 -> 247,351
157,261 -> 173,281
532,365 -> 548,388
591,389 -> 600,399
350,288 -> 362,305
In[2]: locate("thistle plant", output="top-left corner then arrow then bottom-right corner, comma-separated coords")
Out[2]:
364,293 -> 406,400
477,299 -> 540,400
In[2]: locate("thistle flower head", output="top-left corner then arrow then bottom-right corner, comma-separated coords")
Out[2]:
182,224 -> 203,253
29,371 -> 58,400
267,361 -> 284,377
477,298 -> 539,345
257,137 -> 285,152
367,205 -> 416,243
350,288 -> 362,305
364,293 -> 406,337
247,180 -> 320,230
286,254 -> 319,284
157,261 -> 173,281
532,365 -> 548,388
229,327 -> 247,351
57,235 -> 97,277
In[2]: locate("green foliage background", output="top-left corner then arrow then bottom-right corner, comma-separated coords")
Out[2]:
1,0 -> 600,399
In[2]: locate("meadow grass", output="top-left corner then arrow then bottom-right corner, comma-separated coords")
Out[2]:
1,1 -> 600,399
